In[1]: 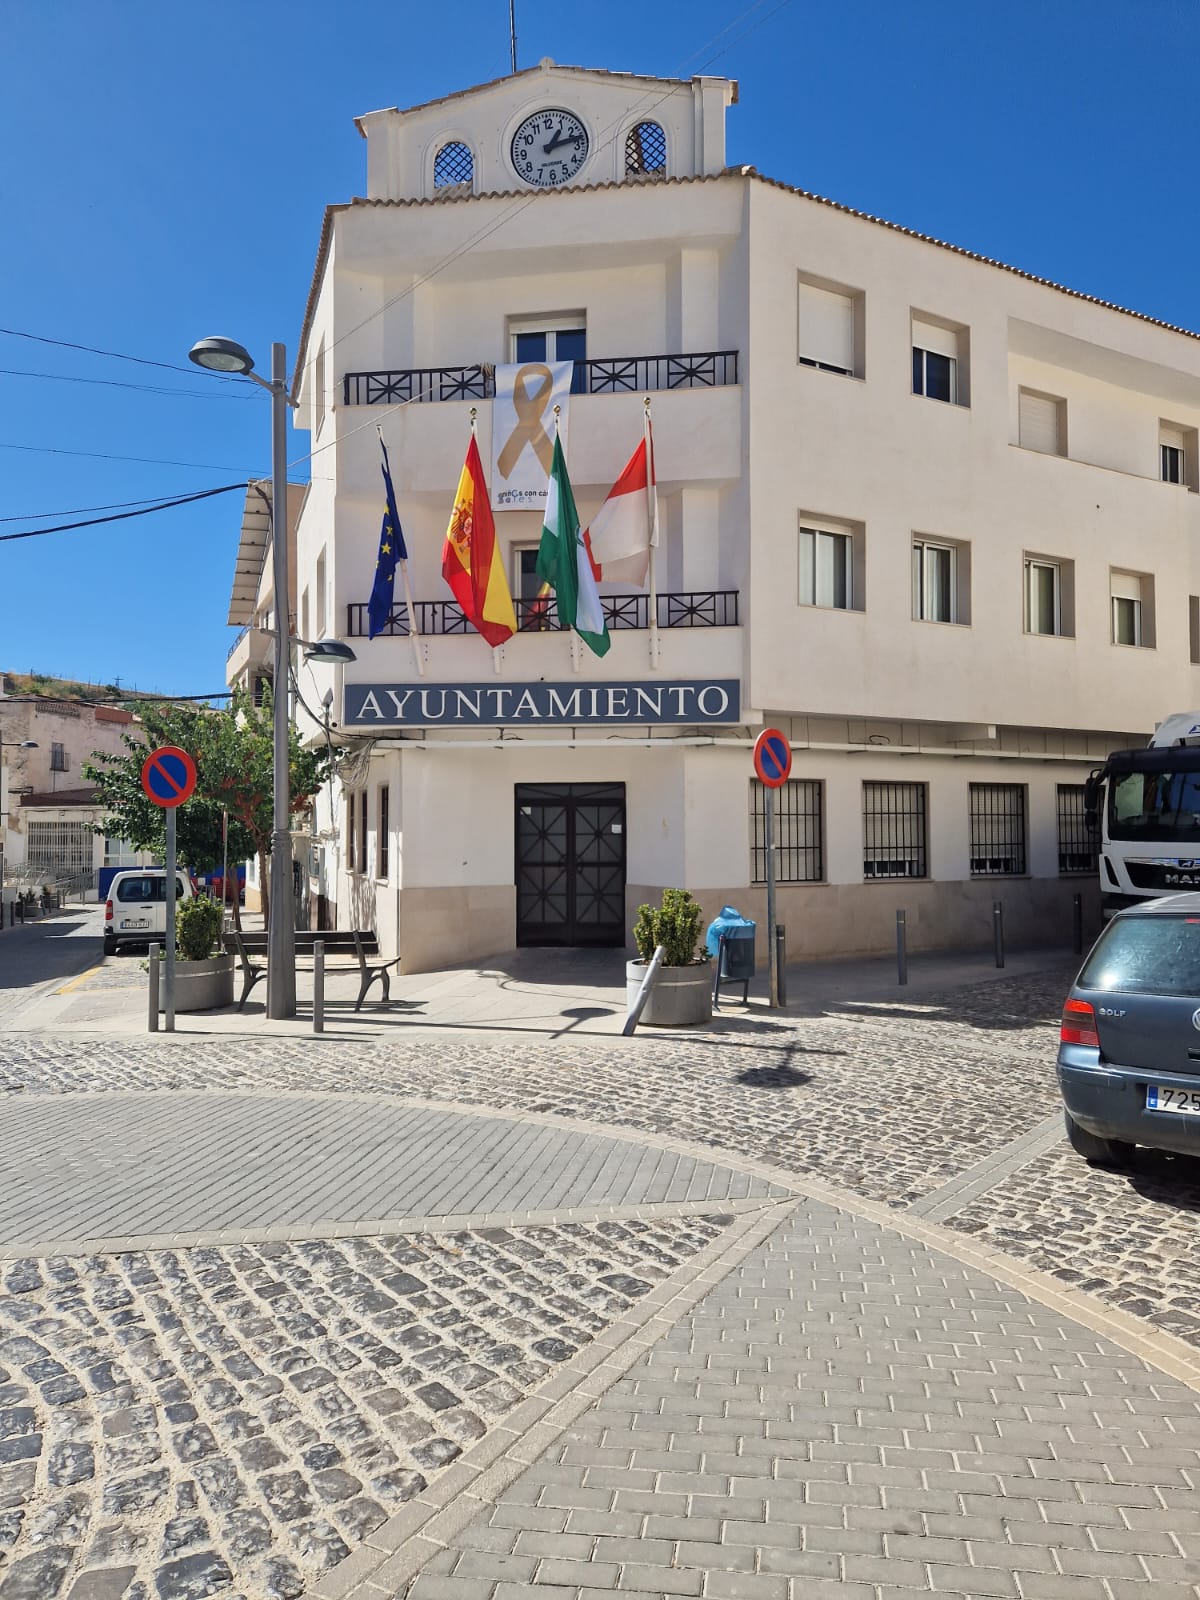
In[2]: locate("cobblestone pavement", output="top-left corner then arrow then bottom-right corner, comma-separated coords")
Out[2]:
0,1217 -> 733,1599
399,1201 -> 1200,1600
0,964 -> 1073,1211
949,1140 -> 1200,1348
0,1095 -> 781,1252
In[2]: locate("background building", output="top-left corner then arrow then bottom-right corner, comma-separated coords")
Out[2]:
228,60 -> 1200,972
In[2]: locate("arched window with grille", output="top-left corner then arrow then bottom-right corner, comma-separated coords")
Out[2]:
434,140 -> 474,192
624,121 -> 667,177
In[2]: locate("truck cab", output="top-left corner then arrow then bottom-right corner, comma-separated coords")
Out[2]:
1086,712 -> 1200,918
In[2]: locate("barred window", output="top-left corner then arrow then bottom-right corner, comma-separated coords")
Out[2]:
347,790 -> 357,872
1057,783 -> 1097,875
750,779 -> 823,884
359,790 -> 369,877
434,140 -> 474,190
378,784 -> 390,881
969,784 -> 1027,876
625,120 -> 666,175
862,782 -> 927,879
50,742 -> 67,772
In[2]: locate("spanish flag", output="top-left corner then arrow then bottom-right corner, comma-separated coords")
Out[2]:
442,434 -> 517,647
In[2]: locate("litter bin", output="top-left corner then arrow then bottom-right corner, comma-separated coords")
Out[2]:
706,906 -> 756,1008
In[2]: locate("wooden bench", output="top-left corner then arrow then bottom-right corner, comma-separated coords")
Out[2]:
228,928 -> 401,1012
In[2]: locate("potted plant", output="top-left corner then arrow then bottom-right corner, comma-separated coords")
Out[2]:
626,888 -> 713,1027
160,896 -> 234,1012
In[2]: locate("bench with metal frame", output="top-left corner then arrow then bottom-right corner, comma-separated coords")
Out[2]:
228,928 -> 400,1012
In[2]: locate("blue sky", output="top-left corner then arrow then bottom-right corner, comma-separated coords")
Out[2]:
2,0 -> 1197,695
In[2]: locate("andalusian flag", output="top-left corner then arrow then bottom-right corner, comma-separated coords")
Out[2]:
536,433 -> 610,658
442,435 -> 517,647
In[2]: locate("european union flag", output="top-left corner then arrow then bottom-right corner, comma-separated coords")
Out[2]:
368,438 -> 409,640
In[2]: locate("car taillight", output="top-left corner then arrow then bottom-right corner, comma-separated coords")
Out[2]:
104,899 -> 113,919
1061,998 -> 1099,1048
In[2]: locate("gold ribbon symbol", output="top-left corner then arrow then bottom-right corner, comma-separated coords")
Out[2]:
497,363 -> 555,478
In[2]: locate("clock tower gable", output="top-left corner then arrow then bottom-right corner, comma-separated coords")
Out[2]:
356,60 -> 736,202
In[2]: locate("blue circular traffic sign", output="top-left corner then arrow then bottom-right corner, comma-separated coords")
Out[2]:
141,745 -> 197,809
753,728 -> 792,788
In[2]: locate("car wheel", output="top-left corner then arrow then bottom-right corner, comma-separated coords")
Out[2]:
102,937 -> 118,956
1064,1110 -> 1135,1168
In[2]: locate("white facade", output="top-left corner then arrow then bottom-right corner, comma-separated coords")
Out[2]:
229,60 -> 1200,972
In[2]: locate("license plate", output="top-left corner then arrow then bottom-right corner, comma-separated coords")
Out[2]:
121,918 -> 149,930
1147,1085 -> 1200,1114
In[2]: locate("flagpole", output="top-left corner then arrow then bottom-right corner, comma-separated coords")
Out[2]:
377,425 -> 424,677
644,396 -> 659,669
470,407 -> 504,678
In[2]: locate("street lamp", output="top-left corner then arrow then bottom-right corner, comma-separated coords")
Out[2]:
190,334 -> 297,1017
0,738 -> 38,913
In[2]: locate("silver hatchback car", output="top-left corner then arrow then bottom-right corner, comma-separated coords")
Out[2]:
1059,892 -> 1200,1166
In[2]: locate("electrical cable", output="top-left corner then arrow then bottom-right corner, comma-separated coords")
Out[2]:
0,326 -> 243,381
0,365 -> 254,399
0,492 -> 196,523
0,441 -> 255,472
0,482 -> 245,543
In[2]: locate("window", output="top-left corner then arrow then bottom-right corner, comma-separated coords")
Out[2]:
1111,570 -> 1154,648
513,543 -> 555,631
103,837 -> 138,867
1024,556 -> 1073,637
49,742 -> 67,773
862,782 -> 927,879
347,790 -> 356,873
434,140 -> 474,191
750,779 -> 823,883
316,548 -> 327,638
301,587 -> 310,644
510,315 -> 587,395
359,790 -> 369,876
1160,422 -> 1197,489
625,121 -> 666,176
1057,785 -> 1097,875
912,539 -> 967,624
1191,596 -> 1200,665
115,875 -> 183,903
969,784 -> 1027,876
1018,388 -> 1066,456
797,278 -> 857,377
912,316 -> 966,405
799,525 -> 853,610
378,785 -> 390,880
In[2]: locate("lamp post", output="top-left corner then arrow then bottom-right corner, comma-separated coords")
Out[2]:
0,738 -> 38,916
190,336 -> 296,1017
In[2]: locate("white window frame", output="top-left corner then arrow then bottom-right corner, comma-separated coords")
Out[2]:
1161,427 -> 1186,484
508,313 -> 586,363
913,346 -> 958,404
1025,558 -> 1062,637
797,279 -> 855,376
1018,388 -> 1066,456
1112,594 -> 1143,647
799,526 -> 853,611
912,539 -> 957,624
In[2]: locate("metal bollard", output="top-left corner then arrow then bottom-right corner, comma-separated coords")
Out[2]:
896,909 -> 908,986
313,940 -> 325,1034
623,944 -> 666,1036
993,900 -> 1005,969
775,924 -> 787,1007
148,945 -> 161,1033
1072,892 -> 1083,956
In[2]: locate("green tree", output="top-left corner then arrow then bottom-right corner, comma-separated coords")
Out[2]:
82,688 -> 330,928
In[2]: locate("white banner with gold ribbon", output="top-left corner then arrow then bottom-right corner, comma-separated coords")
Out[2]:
491,359 -> 573,511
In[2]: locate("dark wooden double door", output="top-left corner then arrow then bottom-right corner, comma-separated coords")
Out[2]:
515,783 -> 626,947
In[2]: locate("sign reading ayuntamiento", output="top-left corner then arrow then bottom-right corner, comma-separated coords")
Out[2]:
344,680 -> 741,728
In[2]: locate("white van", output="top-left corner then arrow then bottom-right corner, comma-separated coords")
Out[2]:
103,869 -> 194,955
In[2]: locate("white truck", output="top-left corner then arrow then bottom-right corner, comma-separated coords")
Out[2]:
1085,711 -> 1200,917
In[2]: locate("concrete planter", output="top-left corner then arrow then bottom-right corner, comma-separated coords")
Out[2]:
626,958 -> 713,1027
159,954 -> 235,1013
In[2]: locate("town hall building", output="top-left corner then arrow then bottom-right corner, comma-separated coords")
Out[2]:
227,60 -> 1200,972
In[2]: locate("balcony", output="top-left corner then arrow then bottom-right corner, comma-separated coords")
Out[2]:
347,591 -> 739,638
343,351 -> 738,407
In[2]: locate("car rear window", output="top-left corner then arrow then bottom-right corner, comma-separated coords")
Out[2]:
1079,914 -> 1200,997
115,877 -> 183,903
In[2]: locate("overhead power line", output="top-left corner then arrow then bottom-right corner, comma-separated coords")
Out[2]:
0,492 -> 190,524
0,441 -> 257,473
0,365 -> 254,399
0,326 -> 243,381
0,482 -> 245,543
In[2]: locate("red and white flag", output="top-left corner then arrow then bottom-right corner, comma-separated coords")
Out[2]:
584,425 -> 658,586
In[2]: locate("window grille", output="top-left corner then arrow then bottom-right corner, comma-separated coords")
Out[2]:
50,742 -> 67,772
347,790 -> 356,871
359,791 -> 369,876
378,784 -> 390,880
969,783 -> 1027,876
1057,784 -> 1097,875
434,141 -> 474,189
26,820 -> 93,876
750,779 -> 823,883
625,121 -> 666,175
862,782 -> 927,879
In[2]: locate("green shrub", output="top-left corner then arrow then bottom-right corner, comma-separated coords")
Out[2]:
632,888 -> 706,967
176,896 -> 224,962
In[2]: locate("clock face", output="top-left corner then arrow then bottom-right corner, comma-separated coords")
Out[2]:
510,109 -> 589,188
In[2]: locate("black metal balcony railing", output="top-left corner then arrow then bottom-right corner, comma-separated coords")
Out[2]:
346,590 -> 739,638
343,351 -> 738,407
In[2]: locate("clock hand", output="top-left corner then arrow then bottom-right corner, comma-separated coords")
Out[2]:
542,131 -> 566,154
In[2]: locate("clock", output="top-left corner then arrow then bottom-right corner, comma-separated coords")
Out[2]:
510,108 -> 589,188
